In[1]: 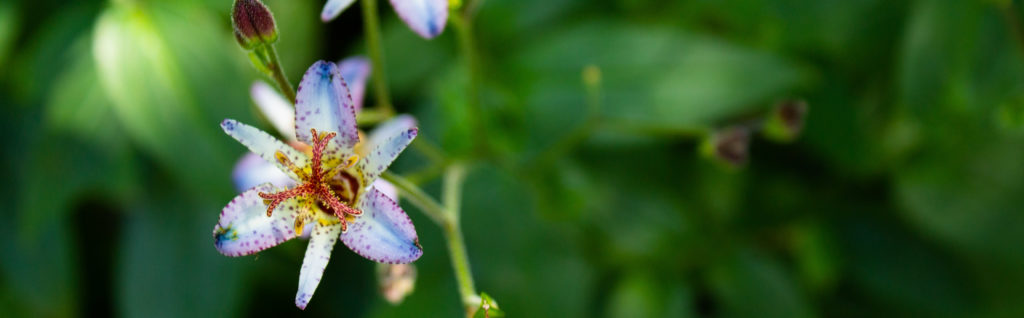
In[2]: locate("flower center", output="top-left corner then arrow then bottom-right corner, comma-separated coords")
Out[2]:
258,128 -> 362,232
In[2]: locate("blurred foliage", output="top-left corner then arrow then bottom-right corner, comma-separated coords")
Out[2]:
2,0 -> 1024,317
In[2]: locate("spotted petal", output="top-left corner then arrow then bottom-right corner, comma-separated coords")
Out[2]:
251,81 -> 296,140
338,56 -> 371,111
373,179 -> 399,202
295,61 -> 360,159
295,222 -> 343,309
232,153 -> 295,192
341,187 -> 422,264
389,0 -> 448,39
358,126 -> 418,185
367,114 -> 416,151
320,0 -> 356,22
214,183 -> 299,257
221,119 -> 309,182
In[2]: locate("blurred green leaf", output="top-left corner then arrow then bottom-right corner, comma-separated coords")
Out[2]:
0,217 -> 79,317
789,223 -> 839,293
708,249 -> 814,318
839,217 -> 979,317
509,22 -> 803,163
606,272 -> 684,318
45,35 -> 121,150
8,1 -> 100,102
93,3 -> 236,191
893,0 -> 1024,269
117,191 -> 245,318
0,2 -> 19,68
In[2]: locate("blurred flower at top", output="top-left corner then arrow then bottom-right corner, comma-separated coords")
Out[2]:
214,60 -> 422,309
320,0 -> 448,39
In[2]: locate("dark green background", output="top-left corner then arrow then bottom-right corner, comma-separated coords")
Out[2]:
2,0 -> 1024,317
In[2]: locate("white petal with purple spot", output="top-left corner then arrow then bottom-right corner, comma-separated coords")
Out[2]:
341,187 -> 422,264
295,61 -> 360,159
295,222 -> 343,309
337,56 -> 371,111
367,114 -> 417,151
251,81 -> 296,140
232,152 -> 296,192
389,0 -> 448,39
214,184 -> 299,257
320,0 -> 357,22
358,127 -> 418,185
372,179 -> 399,202
221,119 -> 308,182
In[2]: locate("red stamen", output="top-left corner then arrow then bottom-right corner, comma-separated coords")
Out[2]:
257,128 -> 361,229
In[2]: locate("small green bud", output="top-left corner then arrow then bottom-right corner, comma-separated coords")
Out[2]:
762,99 -> 808,143
472,293 -> 504,318
582,64 -> 601,88
232,0 -> 278,50
701,125 -> 751,168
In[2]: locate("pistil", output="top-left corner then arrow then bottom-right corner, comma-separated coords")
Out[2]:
258,128 -> 362,231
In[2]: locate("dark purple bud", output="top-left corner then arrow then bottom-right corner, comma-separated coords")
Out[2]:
701,125 -> 751,167
763,99 -> 808,142
232,0 -> 278,50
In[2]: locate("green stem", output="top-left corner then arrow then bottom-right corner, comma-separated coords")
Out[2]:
361,0 -> 394,115
449,12 -> 488,157
441,164 -> 478,312
382,172 -> 446,225
355,107 -> 390,126
384,165 -> 479,314
445,221 -> 478,310
412,138 -> 448,164
404,161 -> 446,185
265,45 -> 296,103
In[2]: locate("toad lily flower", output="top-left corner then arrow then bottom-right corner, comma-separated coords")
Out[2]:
321,0 -> 448,39
213,60 -> 422,310
233,56 -> 382,193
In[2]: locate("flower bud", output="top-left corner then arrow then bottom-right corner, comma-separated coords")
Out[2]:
762,99 -> 808,143
701,125 -> 751,167
377,263 -> 417,304
232,0 -> 278,50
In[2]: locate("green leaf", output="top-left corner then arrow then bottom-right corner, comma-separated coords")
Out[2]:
893,0 -> 1024,268
839,217 -> 980,317
707,249 -> 814,318
117,191 -> 246,318
0,1 -> 19,68
606,272 -> 694,318
508,22 -> 803,160
92,3 -> 236,191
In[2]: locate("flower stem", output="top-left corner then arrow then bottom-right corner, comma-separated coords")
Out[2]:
444,221 -> 478,310
440,165 -> 477,311
264,45 -> 296,103
361,0 -> 395,116
449,11 -> 488,157
383,164 -> 479,315
382,171 -> 446,225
